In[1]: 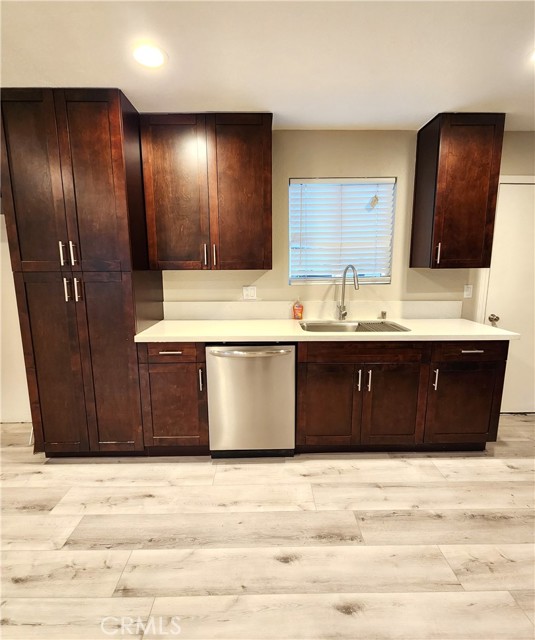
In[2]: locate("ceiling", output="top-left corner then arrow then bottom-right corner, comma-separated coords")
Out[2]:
2,1 -> 534,130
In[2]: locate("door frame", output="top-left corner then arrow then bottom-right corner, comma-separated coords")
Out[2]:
473,175 -> 535,324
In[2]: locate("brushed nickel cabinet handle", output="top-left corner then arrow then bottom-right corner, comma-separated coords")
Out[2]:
198,368 -> 204,392
436,242 -> 442,265
63,277 -> 71,302
367,369 -> 372,392
203,243 -> 208,266
69,241 -> 78,266
213,244 -> 217,267
356,369 -> 362,392
432,368 -> 439,391
73,277 -> 82,302
58,241 -> 67,266
461,349 -> 485,354
158,351 -> 183,355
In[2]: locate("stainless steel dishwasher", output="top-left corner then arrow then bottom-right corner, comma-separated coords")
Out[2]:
205,345 -> 295,457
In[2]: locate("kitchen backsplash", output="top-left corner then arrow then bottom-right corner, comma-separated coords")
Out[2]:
163,300 -> 463,320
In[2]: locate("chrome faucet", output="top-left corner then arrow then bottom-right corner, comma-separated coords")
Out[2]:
337,264 -> 360,320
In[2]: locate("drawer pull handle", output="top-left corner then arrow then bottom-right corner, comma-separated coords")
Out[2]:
356,368 -> 362,392
213,244 -> 217,267
198,368 -> 204,392
436,242 -> 442,265
432,368 -> 439,391
203,243 -> 208,267
158,351 -> 183,355
461,350 -> 485,354
367,369 -> 372,392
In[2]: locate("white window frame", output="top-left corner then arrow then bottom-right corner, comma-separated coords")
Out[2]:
288,177 -> 397,285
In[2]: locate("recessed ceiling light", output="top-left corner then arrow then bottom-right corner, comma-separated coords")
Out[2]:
133,45 -> 167,68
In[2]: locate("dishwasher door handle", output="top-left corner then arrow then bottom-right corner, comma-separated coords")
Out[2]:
210,349 -> 293,358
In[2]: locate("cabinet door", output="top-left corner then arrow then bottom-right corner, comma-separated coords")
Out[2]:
1,89 -> 69,272
297,364 -> 360,446
14,272 -> 89,452
75,272 -> 143,451
360,363 -> 425,445
434,113 -> 505,268
141,114 -> 210,269
55,89 -> 131,271
207,114 -> 272,270
425,361 -> 503,444
142,362 -> 208,447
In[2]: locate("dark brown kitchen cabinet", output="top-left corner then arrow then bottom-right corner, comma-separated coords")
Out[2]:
138,343 -> 209,451
424,341 -> 508,444
2,88 -> 148,272
140,114 -> 209,270
14,272 -> 144,453
297,343 -> 428,449
13,272 -> 89,452
410,112 -> 505,269
141,112 -> 272,270
2,87 -> 153,455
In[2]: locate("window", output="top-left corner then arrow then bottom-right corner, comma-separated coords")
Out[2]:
289,177 -> 396,284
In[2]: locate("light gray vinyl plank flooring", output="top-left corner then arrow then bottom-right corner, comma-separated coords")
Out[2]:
1,515 -> 83,550
213,457 -> 446,484
355,508 -> 535,545
114,545 -> 462,597
50,483 -> 316,514
312,480 -> 535,511
145,592 -> 535,640
64,511 -> 364,549
1,414 -> 534,640
1,550 -> 131,597
0,597 -> 154,639
440,543 -> 535,591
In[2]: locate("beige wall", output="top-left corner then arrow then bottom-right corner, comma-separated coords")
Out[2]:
501,132 -> 535,176
165,129 -> 470,304
1,215 -> 31,422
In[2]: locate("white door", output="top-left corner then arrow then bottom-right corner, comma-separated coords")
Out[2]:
484,178 -> 535,412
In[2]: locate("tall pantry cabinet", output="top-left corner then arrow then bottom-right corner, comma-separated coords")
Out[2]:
2,88 -> 155,453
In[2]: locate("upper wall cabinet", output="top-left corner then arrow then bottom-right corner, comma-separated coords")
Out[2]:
1,88 -> 147,272
409,113 -> 505,269
141,112 -> 272,270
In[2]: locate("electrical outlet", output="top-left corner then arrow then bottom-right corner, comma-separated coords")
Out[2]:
463,284 -> 473,299
243,286 -> 257,300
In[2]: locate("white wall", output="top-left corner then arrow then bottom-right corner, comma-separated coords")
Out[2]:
1,214 -> 31,422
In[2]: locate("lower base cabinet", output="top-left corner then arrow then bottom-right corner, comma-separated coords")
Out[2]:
424,341 -> 508,444
297,340 -> 508,450
138,343 -> 208,451
297,342 -> 429,448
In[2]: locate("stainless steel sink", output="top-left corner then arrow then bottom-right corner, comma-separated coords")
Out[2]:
299,320 -> 410,333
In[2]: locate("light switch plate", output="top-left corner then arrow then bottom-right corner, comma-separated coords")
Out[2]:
463,284 -> 473,299
243,286 -> 257,300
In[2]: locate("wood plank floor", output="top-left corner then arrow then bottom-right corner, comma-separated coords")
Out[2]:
1,415 -> 534,639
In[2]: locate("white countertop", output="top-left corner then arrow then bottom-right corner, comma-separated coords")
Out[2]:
135,318 -> 519,343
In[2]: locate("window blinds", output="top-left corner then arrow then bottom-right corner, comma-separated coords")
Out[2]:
289,178 -> 396,284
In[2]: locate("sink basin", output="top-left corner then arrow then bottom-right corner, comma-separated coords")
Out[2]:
299,320 -> 410,333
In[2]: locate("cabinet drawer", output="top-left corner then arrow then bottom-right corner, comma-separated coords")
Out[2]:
147,343 -> 199,363
431,341 -> 508,362
301,342 -> 427,364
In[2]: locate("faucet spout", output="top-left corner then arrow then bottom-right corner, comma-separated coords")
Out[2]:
337,264 -> 360,321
